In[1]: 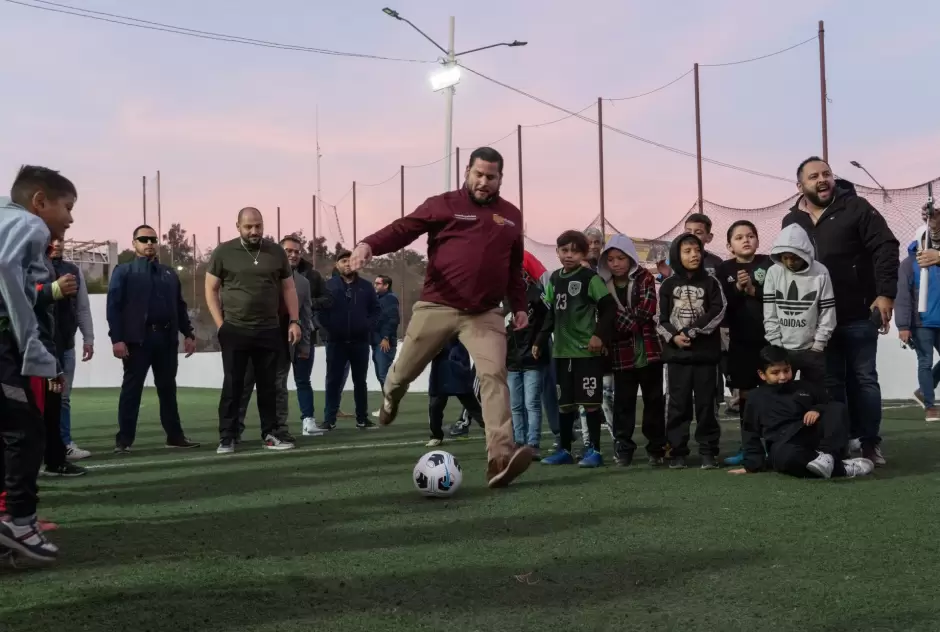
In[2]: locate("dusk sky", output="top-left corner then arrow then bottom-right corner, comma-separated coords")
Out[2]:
2,0 -> 937,256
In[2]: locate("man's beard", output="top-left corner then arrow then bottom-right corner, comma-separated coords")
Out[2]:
803,186 -> 832,209
930,228 -> 940,245
242,235 -> 262,246
467,183 -> 499,206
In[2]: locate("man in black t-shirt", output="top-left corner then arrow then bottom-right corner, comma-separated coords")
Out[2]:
205,207 -> 303,454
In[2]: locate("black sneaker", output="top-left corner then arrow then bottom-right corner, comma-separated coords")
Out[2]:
44,463 -> 87,477
448,421 -> 470,438
648,456 -> 665,467
0,519 -> 58,563
166,437 -> 200,449
357,419 -> 377,430
614,453 -> 633,467
316,421 -> 336,432
278,432 -> 297,444
669,457 -> 688,470
113,444 -> 131,455
700,455 -> 720,470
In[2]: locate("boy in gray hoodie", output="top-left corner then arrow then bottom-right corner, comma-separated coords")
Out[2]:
762,224 -> 836,383
0,165 -> 75,564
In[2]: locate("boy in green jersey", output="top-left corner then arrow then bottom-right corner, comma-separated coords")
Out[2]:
534,230 -> 616,467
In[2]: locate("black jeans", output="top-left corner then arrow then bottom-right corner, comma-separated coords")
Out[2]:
429,394 -> 482,440
612,363 -> 666,458
788,349 -> 827,384
0,374 -> 45,519
236,335 -> 292,440
324,341 -> 370,424
116,327 -> 185,447
769,402 -> 849,478
665,363 -> 720,457
219,324 -> 282,441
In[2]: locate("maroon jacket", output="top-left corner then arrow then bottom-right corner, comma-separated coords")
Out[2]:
362,188 -> 527,314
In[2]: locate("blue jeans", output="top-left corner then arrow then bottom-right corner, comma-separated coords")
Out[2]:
542,356 -> 560,436
292,347 -> 315,419
508,368 -> 544,448
912,327 -> 940,407
372,341 -> 396,389
60,347 -> 76,444
825,319 -> 881,446
324,341 -> 370,423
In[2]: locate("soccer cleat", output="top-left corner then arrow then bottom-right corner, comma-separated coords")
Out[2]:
302,417 -> 324,436
43,463 -> 87,477
541,449 -> 575,465
65,443 -> 91,461
425,438 -> 443,447
806,452 -> 835,479
217,439 -> 235,455
862,445 -> 886,467
723,451 -> 745,467
448,421 -> 470,438
700,455 -> 720,470
263,434 -> 294,451
165,437 -> 200,449
579,448 -> 603,468
842,457 -> 875,478
0,518 -> 58,563
669,457 -> 688,470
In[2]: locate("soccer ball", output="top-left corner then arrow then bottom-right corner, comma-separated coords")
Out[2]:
413,450 -> 462,498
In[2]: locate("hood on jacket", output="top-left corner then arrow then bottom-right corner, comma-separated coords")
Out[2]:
598,234 -> 642,282
770,223 -> 816,269
667,233 -> 707,280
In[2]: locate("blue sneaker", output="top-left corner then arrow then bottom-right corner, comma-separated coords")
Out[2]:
723,450 -> 744,467
542,449 -> 574,465
579,448 -> 603,468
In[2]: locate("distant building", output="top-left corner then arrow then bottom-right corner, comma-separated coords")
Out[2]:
63,239 -> 118,281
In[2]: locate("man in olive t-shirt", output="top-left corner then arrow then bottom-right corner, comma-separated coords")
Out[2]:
205,207 -> 302,454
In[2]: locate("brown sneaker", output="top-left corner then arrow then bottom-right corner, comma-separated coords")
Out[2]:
487,446 -> 534,489
862,444 -> 886,467
914,390 -> 926,408
377,396 -> 399,426
927,407 -> 940,422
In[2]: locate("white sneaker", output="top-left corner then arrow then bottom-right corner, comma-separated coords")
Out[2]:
847,438 -> 862,456
217,440 -> 235,455
66,443 -> 91,461
371,410 -> 380,419
426,438 -> 443,447
301,417 -> 324,436
842,457 -> 874,478
263,434 -> 295,451
805,452 -> 834,479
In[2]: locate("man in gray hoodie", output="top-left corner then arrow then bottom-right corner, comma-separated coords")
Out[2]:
0,165 -> 75,563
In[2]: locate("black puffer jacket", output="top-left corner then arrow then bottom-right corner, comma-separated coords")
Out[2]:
781,179 -> 900,324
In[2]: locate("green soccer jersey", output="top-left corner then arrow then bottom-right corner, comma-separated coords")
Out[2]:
543,267 -> 610,358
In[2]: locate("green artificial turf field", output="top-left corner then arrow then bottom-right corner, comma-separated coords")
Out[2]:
2,388 -> 940,632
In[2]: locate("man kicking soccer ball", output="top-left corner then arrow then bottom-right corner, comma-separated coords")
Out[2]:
728,345 -> 874,480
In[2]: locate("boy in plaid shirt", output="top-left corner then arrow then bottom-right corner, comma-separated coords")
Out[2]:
597,234 -> 666,466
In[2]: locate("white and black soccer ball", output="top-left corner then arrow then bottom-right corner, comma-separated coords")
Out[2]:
413,450 -> 462,498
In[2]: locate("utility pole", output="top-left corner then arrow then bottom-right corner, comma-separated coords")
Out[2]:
455,147 -> 460,190
316,105 -> 322,242
276,206 -> 281,239
444,16 -> 455,192
312,194 -> 317,265
597,97 -> 606,234
156,170 -> 163,257
216,226 -> 220,246
352,181 -> 357,245
818,20 -> 829,162
142,175 -> 147,224
399,166 -> 406,338
192,234 -> 197,307
694,63 -> 704,213
517,124 -> 524,223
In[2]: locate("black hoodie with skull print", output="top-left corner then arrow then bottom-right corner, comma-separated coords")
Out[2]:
656,233 -> 727,365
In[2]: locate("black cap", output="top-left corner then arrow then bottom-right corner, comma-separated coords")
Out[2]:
335,249 -> 352,262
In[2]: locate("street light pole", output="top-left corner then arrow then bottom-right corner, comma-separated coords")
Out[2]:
382,7 -> 526,193
444,16 -> 455,192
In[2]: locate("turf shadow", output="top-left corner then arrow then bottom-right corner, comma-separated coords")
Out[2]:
0,548 -> 760,632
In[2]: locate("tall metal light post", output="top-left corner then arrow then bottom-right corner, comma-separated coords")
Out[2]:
382,8 -> 527,192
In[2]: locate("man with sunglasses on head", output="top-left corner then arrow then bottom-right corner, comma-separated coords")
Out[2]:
107,225 -> 200,454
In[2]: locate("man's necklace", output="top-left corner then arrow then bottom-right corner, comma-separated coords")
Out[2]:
241,241 -> 260,265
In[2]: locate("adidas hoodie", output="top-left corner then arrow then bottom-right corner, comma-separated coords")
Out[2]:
763,224 -> 836,352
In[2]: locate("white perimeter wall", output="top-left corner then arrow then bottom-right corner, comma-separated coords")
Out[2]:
74,295 -> 920,400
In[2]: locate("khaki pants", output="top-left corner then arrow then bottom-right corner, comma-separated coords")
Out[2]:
384,301 -> 514,463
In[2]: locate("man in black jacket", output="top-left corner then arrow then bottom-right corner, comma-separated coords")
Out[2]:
781,157 -> 899,466
107,225 -> 200,453
293,255 -> 331,433
729,346 -> 874,479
